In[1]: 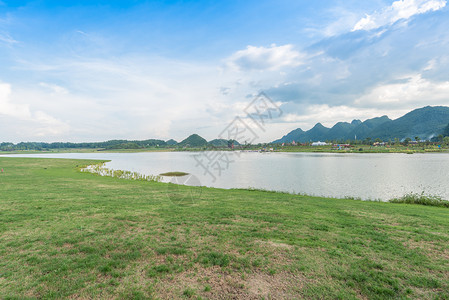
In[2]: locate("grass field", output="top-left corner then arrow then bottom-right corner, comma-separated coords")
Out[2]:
0,157 -> 448,299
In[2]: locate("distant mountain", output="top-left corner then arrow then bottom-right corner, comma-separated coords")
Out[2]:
443,123 -> 449,137
274,128 -> 305,143
273,106 -> 449,143
208,139 -> 229,147
208,139 -> 240,147
369,106 -> 449,141
166,139 -> 177,145
346,116 -> 391,140
326,121 -> 359,141
273,117 -> 390,143
178,134 -> 208,147
303,123 -> 330,142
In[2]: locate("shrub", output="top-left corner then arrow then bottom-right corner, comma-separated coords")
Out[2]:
389,192 -> 449,208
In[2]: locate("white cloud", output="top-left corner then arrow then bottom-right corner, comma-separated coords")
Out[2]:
7,55 -> 234,142
0,82 -> 69,138
2,4 -> 447,143
423,59 -> 437,70
281,105 -> 389,129
354,74 -> 449,107
353,0 -> 446,31
317,8 -> 362,37
0,32 -> 18,45
39,82 -> 69,95
0,82 -> 31,119
226,44 -> 303,71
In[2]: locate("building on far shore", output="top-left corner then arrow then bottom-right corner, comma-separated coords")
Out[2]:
333,144 -> 351,150
311,141 -> 328,146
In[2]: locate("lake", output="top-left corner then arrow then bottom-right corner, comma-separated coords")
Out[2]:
2,151 -> 448,201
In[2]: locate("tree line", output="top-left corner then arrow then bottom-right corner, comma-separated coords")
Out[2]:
0,139 -> 168,151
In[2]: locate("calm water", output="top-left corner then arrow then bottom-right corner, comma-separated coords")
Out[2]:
2,152 -> 448,201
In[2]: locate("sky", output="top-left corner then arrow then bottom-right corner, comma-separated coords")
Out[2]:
0,0 -> 448,143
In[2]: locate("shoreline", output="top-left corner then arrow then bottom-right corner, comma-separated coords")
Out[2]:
1,152 -> 449,202
0,157 -> 449,299
1,146 -> 448,155
2,156 -> 448,203
1,157 -> 448,298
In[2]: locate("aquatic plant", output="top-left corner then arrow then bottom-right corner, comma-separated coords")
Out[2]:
81,163 -> 161,182
389,192 -> 449,208
159,171 -> 189,176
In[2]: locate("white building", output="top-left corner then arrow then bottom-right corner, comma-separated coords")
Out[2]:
311,141 -> 327,146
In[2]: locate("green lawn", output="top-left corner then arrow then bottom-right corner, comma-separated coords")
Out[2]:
0,158 -> 448,299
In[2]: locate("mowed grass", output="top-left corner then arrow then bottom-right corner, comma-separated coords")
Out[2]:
0,158 -> 448,299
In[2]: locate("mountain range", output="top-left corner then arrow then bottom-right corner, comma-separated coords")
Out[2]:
3,106 -> 449,151
273,106 -> 449,143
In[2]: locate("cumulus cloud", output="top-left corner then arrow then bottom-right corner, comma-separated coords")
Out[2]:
0,82 -> 30,118
352,0 -> 446,31
226,44 -> 303,71
0,82 -> 69,137
280,104 -> 391,128
8,55 -> 233,142
354,74 -> 449,108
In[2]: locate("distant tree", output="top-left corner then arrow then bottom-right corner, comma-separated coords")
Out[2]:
444,136 -> 449,146
438,134 -> 444,143
375,138 -> 382,143
443,123 -> 449,137
415,136 -> 420,142
404,137 -> 412,145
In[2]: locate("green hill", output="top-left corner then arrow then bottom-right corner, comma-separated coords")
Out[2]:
326,120 -> 359,141
443,123 -> 449,137
303,123 -> 330,142
166,139 -> 177,146
369,106 -> 449,141
346,116 -> 392,140
208,139 -> 239,147
273,128 -> 305,143
177,134 -> 208,147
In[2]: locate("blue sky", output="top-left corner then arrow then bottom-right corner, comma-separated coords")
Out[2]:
1,0 -> 448,142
